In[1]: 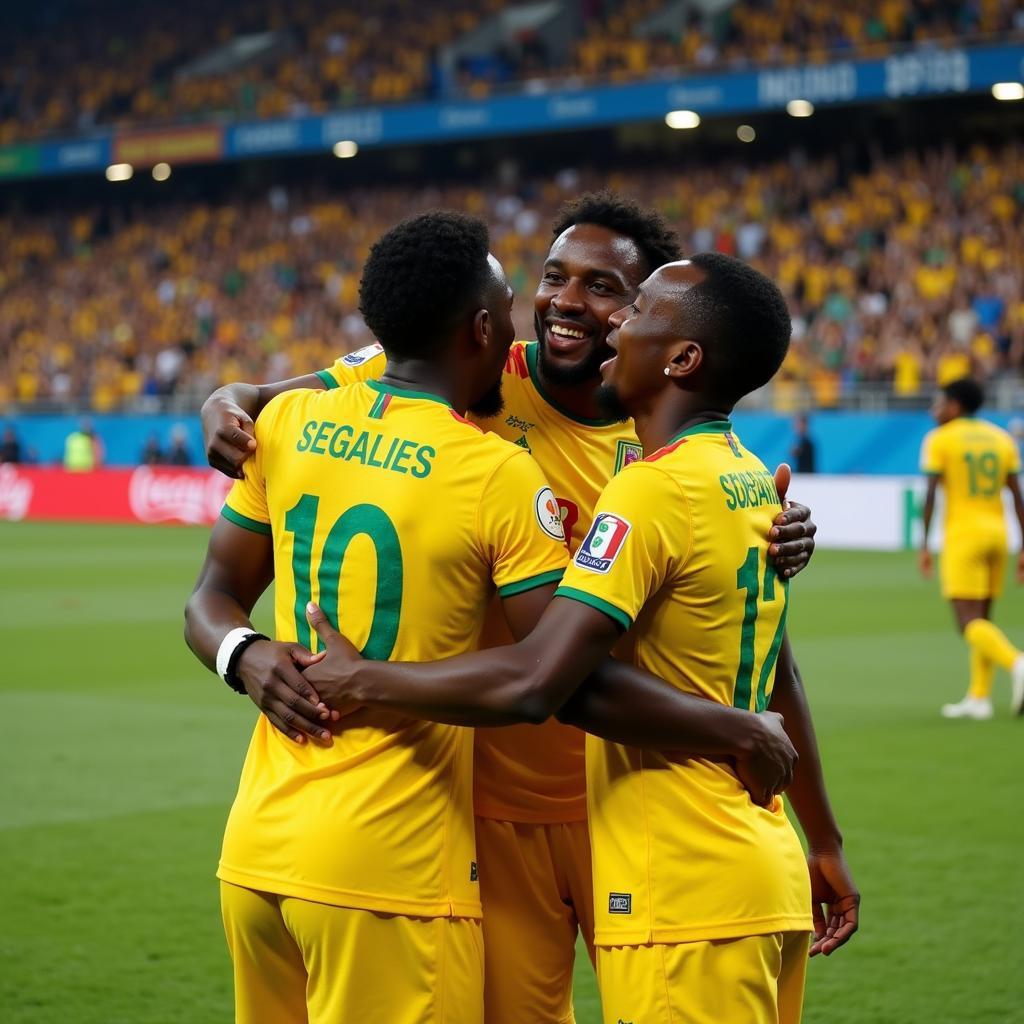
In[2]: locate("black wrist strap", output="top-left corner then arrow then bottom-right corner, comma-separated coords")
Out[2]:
224,633 -> 270,694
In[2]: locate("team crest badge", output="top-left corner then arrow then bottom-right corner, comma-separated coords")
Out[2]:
575,514 -> 631,573
534,487 -> 565,541
614,440 -> 643,474
342,342 -> 384,366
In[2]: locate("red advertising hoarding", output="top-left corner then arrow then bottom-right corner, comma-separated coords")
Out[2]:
0,466 -> 233,525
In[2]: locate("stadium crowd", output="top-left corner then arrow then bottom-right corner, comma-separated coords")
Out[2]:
1,0 -> 1020,142
2,140 -> 1021,412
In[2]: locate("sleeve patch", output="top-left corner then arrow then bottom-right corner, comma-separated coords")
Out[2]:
341,342 -> 384,367
535,486 -> 566,541
574,513 -> 631,574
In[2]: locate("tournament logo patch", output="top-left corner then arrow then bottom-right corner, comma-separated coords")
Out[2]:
342,342 -> 384,366
534,487 -> 566,541
575,514 -> 631,573
608,892 -> 632,914
614,440 -> 643,474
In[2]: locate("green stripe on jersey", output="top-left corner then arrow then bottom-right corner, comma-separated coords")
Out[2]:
221,505 -> 272,535
497,568 -> 565,598
554,586 -> 632,632
316,369 -> 340,390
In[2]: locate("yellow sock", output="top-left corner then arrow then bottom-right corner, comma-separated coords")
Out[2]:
963,618 -> 1020,673
968,647 -> 996,700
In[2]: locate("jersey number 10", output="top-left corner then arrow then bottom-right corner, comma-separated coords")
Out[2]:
284,494 -> 404,660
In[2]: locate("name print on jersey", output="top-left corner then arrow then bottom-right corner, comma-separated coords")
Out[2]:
296,420 -> 435,478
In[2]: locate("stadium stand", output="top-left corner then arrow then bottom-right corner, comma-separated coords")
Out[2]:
1,140 -> 1021,412
1,0 -> 1020,142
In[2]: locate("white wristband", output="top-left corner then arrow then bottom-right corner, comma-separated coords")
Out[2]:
216,627 -> 259,682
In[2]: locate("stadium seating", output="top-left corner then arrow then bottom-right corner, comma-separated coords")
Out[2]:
1,0 -> 1020,142
1,141 -> 1021,411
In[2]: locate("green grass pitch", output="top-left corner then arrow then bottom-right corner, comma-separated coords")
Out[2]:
2,522 -> 1022,1023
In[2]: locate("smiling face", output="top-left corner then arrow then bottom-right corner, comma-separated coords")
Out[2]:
599,262 -> 708,418
533,224 -> 648,388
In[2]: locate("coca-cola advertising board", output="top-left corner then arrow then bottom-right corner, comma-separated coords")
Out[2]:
0,466 -> 234,525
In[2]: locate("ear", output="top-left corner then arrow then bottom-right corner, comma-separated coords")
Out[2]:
665,340 -> 703,379
471,308 -> 490,352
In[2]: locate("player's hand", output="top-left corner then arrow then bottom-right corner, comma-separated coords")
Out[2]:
769,464 -> 817,579
918,548 -> 933,578
236,639 -> 332,744
303,602 -> 366,711
202,393 -> 257,479
1016,550 -> 1024,584
806,846 -> 860,956
734,711 -> 798,806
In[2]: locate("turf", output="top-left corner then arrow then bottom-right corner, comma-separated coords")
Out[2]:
2,522 -> 1022,1023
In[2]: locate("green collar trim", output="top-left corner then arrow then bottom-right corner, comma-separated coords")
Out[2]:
667,419 -> 734,445
365,379 -> 453,409
524,341 -> 619,428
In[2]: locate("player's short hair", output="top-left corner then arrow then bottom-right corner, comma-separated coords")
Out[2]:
359,211 -> 493,357
550,190 -> 682,276
684,252 -> 792,403
943,377 -> 984,414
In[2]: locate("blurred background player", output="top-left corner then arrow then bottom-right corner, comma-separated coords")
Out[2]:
920,377 -> 1024,718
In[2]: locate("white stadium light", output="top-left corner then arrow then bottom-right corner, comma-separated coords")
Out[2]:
105,163 -> 134,182
665,110 -> 701,130
992,82 -> 1024,101
737,124 -> 756,142
152,162 -> 172,181
333,140 -> 359,158
786,99 -> 815,118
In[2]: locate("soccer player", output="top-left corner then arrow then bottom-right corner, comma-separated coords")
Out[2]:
186,214 -> 799,1023
302,253 -> 858,1024
201,195 -> 818,1022
919,377 -> 1024,719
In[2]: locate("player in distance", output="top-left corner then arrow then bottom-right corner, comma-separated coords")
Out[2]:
185,213 -> 801,1023
920,377 -> 1024,719
300,253 -> 859,1024
201,194 -> 818,1023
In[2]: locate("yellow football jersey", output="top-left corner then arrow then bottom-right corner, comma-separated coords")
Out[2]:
217,379 -> 568,918
920,417 -> 1020,537
322,340 -> 641,822
556,421 -> 812,945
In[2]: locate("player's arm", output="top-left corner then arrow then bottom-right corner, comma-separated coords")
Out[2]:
919,475 -> 940,577
769,463 -> 817,578
769,634 -> 860,956
202,346 -> 387,478
184,517 -> 332,744
202,374 -> 326,479
1005,469 -> 1024,583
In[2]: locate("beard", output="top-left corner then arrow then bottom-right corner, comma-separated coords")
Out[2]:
534,312 -> 611,387
468,377 -> 505,418
594,383 -> 631,423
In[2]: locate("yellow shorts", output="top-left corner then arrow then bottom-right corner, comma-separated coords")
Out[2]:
220,881 -> 483,1024
476,817 -> 594,1024
596,931 -> 809,1024
941,529 -> 1008,600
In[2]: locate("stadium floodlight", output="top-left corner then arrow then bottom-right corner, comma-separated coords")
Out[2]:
665,110 -> 701,130
105,163 -> 133,182
737,124 -> 756,142
786,99 -> 814,118
992,82 -> 1024,101
333,140 -> 359,158
152,162 -> 172,181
